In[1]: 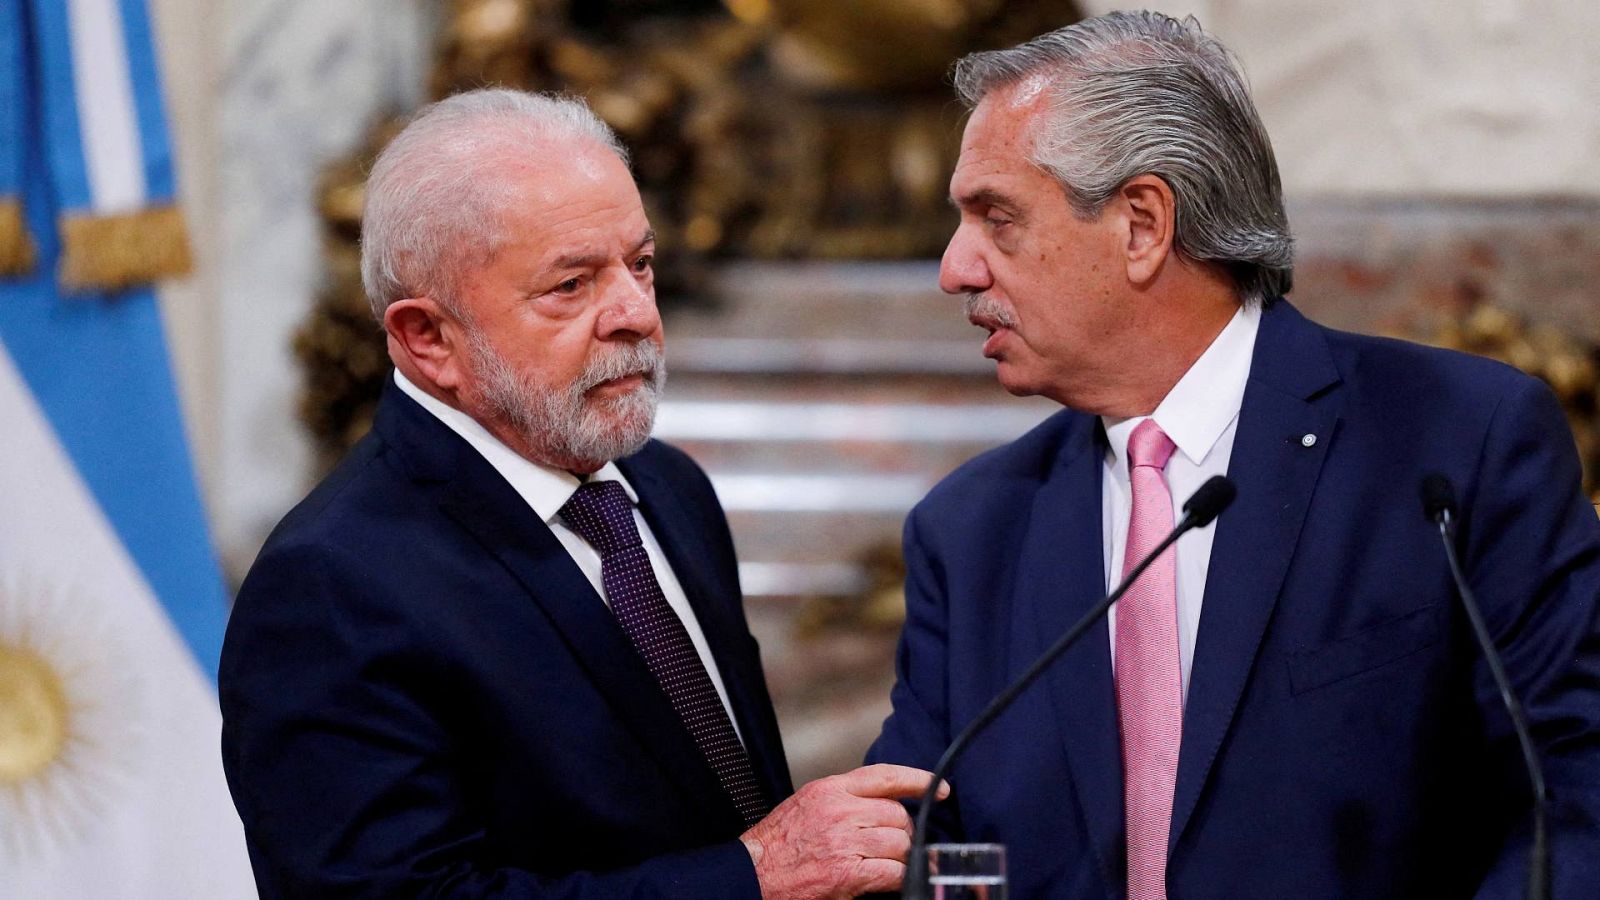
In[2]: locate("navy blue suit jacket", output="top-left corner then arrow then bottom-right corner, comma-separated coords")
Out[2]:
220,385 -> 792,898
869,301 -> 1600,898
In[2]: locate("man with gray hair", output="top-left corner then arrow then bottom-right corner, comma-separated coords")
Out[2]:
221,88 -> 940,899
869,11 -> 1600,899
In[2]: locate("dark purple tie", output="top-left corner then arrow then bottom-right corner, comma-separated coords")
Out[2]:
559,480 -> 769,827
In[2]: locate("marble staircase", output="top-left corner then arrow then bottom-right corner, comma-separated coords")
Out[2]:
658,262 -> 1056,781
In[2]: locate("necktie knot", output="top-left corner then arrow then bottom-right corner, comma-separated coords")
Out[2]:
1127,419 -> 1177,472
558,480 -> 642,556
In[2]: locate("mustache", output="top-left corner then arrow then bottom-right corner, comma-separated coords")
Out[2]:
575,340 -> 665,393
962,292 -> 1017,329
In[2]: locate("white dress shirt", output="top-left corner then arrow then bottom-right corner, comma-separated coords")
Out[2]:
394,370 -> 743,742
1102,303 -> 1260,702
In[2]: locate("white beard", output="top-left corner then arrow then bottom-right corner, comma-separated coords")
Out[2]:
464,327 -> 665,468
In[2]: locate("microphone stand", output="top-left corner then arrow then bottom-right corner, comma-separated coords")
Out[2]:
1425,491 -> 1549,900
903,477 -> 1232,900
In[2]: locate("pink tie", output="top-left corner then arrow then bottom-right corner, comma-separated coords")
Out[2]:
1117,419 -> 1182,900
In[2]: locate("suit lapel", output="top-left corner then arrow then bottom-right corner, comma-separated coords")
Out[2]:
1014,414 -> 1125,896
621,455 -> 794,805
375,388 -> 744,830
1170,302 -> 1343,848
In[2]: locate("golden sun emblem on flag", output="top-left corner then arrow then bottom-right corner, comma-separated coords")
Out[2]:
0,642 -> 68,781
0,575 -> 144,862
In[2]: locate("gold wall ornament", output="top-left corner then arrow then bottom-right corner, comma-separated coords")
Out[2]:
297,0 -> 1083,467
794,541 -> 909,640
763,0 -> 1008,91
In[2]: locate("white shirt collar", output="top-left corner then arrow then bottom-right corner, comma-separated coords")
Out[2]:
392,369 -> 640,524
1102,301 -> 1260,469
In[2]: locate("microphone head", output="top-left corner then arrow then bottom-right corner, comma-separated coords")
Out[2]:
1183,476 -> 1237,528
1420,473 -> 1457,523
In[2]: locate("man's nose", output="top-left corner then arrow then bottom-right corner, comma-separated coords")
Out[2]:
596,268 -> 660,339
939,225 -> 992,296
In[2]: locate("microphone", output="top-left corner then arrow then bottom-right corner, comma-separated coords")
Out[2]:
1184,475 -> 1236,528
1420,473 -> 1456,525
902,475 -> 1237,900
1419,473 -> 1549,900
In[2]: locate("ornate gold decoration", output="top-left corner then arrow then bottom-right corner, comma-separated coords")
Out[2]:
0,641 -> 68,784
58,205 -> 192,292
795,541 -> 908,638
0,199 -> 36,277
764,0 -> 1008,91
298,0 -> 1083,468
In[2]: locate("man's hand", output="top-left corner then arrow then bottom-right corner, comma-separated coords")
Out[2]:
741,763 -> 948,899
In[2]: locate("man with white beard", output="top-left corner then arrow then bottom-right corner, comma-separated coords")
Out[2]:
220,89 -> 939,900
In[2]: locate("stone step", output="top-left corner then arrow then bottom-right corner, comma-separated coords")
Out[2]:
671,261 -> 966,342
653,395 -> 1056,598
724,506 -> 903,561
667,336 -> 991,376
655,398 -> 1054,448
671,441 -> 992,481
664,372 -> 1026,407
657,263 -> 1056,603
658,262 -> 1021,783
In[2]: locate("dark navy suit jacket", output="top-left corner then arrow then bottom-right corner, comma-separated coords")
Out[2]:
869,301 -> 1600,898
220,385 -> 792,898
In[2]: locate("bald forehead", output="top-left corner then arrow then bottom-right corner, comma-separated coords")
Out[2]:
453,127 -> 622,174
468,138 -> 634,206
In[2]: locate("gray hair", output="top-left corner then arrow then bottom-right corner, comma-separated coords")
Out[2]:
360,88 -> 629,321
952,11 -> 1293,303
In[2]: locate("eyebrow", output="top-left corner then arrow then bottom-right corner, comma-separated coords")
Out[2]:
548,229 -> 656,271
950,188 -> 1019,212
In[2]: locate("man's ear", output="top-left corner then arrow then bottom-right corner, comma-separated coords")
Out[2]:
383,297 -> 470,392
1117,174 -> 1177,288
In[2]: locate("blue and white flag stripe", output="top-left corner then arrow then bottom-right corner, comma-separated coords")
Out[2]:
0,211 -> 227,675
0,0 -> 25,200
2,0 -> 219,672
67,0 -> 147,211
25,0 -> 175,214
0,0 -> 253,893
0,339 -> 252,896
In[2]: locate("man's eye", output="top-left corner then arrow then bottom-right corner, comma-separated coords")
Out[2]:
632,255 -> 653,274
985,216 -> 1012,229
555,277 -> 582,294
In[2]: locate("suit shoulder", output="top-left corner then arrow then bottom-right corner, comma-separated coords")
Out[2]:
243,428 -> 423,589
1322,326 -> 1543,401
1310,325 -> 1573,452
917,408 -> 1086,514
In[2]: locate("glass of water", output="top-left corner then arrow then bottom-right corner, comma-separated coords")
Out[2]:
926,843 -> 1006,899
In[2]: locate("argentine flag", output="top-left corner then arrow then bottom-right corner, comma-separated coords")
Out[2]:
0,0 -> 253,895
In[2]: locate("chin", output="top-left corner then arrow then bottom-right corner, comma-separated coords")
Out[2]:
994,363 -> 1047,399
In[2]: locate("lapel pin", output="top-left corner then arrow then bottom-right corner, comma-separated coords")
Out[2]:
1300,433 -> 1317,448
